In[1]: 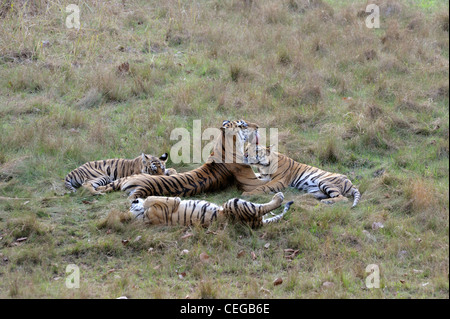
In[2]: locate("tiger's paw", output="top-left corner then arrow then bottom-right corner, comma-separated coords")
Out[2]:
165,168 -> 177,176
272,192 -> 284,204
82,182 -> 103,195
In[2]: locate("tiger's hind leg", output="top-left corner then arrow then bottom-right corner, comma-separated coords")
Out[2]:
316,184 -> 348,205
309,191 -> 329,200
261,192 -> 285,213
223,192 -> 285,224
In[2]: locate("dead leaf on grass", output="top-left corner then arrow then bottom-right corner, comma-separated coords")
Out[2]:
199,252 -> 210,263
273,278 -> 283,286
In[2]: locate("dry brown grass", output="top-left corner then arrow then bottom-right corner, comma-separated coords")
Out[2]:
403,179 -> 437,215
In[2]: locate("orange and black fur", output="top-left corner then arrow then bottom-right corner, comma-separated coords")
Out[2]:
244,146 -> 361,207
125,192 -> 293,229
92,120 -> 268,199
65,153 -> 175,193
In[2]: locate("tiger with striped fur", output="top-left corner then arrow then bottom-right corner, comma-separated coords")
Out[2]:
243,146 -> 361,207
65,153 -> 176,193
123,192 -> 293,228
91,120 -> 268,199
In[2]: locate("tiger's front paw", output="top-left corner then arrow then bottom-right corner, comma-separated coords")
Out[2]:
272,192 -> 284,204
82,182 -> 104,196
165,168 -> 177,176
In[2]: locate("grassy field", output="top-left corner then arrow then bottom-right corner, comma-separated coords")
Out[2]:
0,0 -> 448,299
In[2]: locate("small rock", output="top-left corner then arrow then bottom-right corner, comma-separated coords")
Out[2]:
362,230 -> 377,242
372,222 -> 384,230
199,252 -> 210,263
180,249 -> 189,255
264,243 -> 270,249
322,281 -> 334,288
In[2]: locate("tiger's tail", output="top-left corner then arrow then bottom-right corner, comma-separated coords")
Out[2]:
263,201 -> 293,225
351,187 -> 361,208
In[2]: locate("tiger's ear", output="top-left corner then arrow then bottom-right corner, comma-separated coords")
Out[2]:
159,153 -> 168,162
237,120 -> 248,128
222,120 -> 231,128
266,144 -> 275,154
141,153 -> 147,164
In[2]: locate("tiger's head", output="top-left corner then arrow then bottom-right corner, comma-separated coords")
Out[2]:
221,119 -> 259,145
129,198 -> 146,220
129,196 -> 182,223
214,119 -> 259,163
243,145 -> 271,166
243,145 -> 277,178
140,153 -> 169,175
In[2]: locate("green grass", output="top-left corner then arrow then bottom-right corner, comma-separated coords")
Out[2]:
0,0 -> 448,298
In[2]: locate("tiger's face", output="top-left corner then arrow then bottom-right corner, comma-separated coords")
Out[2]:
244,145 -> 272,167
141,153 -> 168,175
130,198 -> 145,220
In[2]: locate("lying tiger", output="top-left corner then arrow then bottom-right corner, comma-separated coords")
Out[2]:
121,192 -> 293,229
91,120 -> 268,199
65,153 -> 177,193
243,146 -> 361,207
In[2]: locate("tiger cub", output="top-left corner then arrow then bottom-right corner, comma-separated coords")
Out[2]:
243,146 -> 361,207
65,153 -> 177,193
124,192 -> 293,229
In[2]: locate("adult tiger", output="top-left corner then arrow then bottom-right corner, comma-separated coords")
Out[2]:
124,192 -> 293,229
92,120 -> 268,199
243,146 -> 361,207
65,153 -> 175,193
